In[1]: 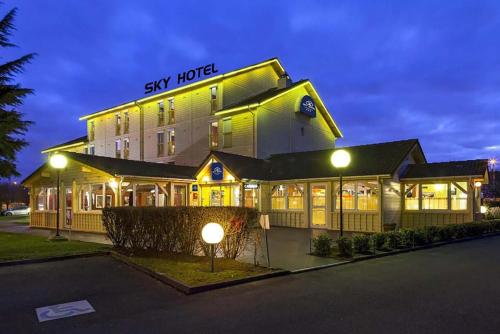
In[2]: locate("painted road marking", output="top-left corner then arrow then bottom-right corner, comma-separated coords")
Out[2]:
36,300 -> 95,322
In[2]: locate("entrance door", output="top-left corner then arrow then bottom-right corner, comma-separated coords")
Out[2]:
311,184 -> 327,227
173,185 -> 187,206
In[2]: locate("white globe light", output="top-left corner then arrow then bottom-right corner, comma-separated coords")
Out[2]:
202,223 -> 224,244
480,206 -> 487,214
474,181 -> 482,188
331,149 -> 351,168
49,154 -> 68,169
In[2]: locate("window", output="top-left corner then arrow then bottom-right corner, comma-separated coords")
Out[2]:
209,121 -> 219,149
115,139 -> 121,158
271,184 -> 304,210
36,188 -> 47,210
404,184 -> 419,210
357,181 -> 378,210
123,138 -> 130,159
451,182 -> 468,210
167,129 -> 175,156
174,185 -> 186,206
79,183 -> 115,211
223,118 -> 232,148
336,182 -> 355,210
88,144 -> 95,155
422,183 -> 448,210
157,131 -> 164,157
158,101 -> 165,126
91,184 -> 104,210
89,121 -> 95,141
244,188 -> 259,208
210,86 -> 218,112
123,111 -> 129,134
168,98 -> 175,124
115,113 -> 121,135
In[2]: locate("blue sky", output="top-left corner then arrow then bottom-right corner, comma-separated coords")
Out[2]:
6,0 -> 500,180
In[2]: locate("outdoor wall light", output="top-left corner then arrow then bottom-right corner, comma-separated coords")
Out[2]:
480,206 -> 487,214
202,222 -> 224,272
331,149 -> 351,237
48,153 -> 68,239
109,179 -> 118,189
474,181 -> 482,188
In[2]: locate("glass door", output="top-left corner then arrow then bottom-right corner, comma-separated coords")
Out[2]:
311,184 -> 327,227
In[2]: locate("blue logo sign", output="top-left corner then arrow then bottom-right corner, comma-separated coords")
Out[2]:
299,95 -> 316,117
211,162 -> 224,181
192,184 -> 198,191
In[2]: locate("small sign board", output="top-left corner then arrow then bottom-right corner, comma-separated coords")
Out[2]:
244,183 -> 259,189
298,95 -> 316,118
211,162 -> 224,181
36,300 -> 95,322
259,214 -> 270,230
192,184 -> 198,192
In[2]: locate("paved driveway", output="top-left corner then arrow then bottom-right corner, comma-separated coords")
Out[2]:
2,236 -> 500,333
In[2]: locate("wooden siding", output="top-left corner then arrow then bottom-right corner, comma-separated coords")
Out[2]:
30,211 -> 106,234
401,211 -> 473,229
331,211 -> 381,232
269,211 -> 307,228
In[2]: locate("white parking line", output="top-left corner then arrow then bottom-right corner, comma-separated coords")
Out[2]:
36,300 -> 95,322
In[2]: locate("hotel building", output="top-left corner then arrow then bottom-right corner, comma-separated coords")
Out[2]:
23,58 -> 489,234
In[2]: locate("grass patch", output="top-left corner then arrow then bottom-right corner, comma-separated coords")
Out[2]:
0,232 -> 110,261
124,252 -> 271,286
0,215 -> 29,224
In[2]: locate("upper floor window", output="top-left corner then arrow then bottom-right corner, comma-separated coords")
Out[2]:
168,98 -> 175,124
115,139 -> 121,158
89,121 -> 95,141
115,113 -> 121,135
123,138 -> 130,160
222,118 -> 232,148
88,144 -> 95,155
158,101 -> 165,126
209,121 -> 219,149
210,86 -> 218,112
123,111 -> 129,134
167,129 -> 175,156
157,131 -> 164,157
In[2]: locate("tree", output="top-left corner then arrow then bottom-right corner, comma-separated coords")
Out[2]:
0,7 -> 35,178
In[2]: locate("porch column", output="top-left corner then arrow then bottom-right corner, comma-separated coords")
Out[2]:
132,183 -> 137,206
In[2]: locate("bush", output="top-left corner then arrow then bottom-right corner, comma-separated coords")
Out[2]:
413,229 -> 428,245
437,225 -> 455,241
353,234 -> 371,254
386,231 -> 402,249
312,234 -> 333,256
423,226 -> 440,243
102,206 -> 259,258
399,229 -> 415,248
337,237 -> 353,257
486,207 -> 500,220
452,224 -> 467,239
371,233 -> 386,250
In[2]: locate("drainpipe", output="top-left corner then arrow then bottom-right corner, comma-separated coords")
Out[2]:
134,101 -> 144,161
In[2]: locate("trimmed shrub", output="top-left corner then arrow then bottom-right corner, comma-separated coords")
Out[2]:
312,234 -> 333,256
437,225 -> 455,241
353,234 -> 371,254
423,226 -> 440,243
452,224 -> 467,239
386,231 -> 402,249
413,229 -> 428,245
371,233 -> 386,250
337,237 -> 353,258
399,229 -> 415,248
485,207 -> 500,220
102,206 -> 259,258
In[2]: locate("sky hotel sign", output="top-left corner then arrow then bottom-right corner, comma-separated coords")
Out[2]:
144,63 -> 218,94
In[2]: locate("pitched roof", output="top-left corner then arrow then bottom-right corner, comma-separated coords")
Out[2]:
219,79 -> 309,111
268,139 -> 421,180
401,159 -> 489,179
210,151 -> 270,180
62,152 -> 197,179
41,135 -> 88,153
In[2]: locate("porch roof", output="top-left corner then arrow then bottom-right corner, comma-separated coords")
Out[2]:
401,159 -> 489,180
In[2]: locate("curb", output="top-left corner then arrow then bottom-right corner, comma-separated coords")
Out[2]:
110,252 -> 290,295
0,251 -> 110,267
292,232 -> 500,274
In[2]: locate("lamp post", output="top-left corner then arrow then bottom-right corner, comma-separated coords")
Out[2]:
202,222 -> 224,272
49,153 -> 68,238
331,149 -> 351,237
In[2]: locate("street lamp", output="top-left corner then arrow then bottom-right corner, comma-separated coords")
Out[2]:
49,153 -> 68,238
202,222 -> 224,272
331,149 -> 351,237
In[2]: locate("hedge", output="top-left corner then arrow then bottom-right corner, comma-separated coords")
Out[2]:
102,206 -> 259,259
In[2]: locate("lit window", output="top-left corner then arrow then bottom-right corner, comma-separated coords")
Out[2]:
210,86 -> 218,112
244,187 -> 259,208
157,131 -> 164,157
89,121 -> 95,141
168,98 -> 175,124
357,181 -> 378,210
404,184 -> 419,210
123,138 -> 130,160
223,118 -> 232,148
167,129 -> 175,156
336,182 -> 355,210
271,185 -> 286,210
451,181 -> 468,210
123,111 -> 129,134
36,188 -> 47,210
209,121 -> 219,149
422,183 -> 448,210
115,139 -> 121,158
158,101 -> 165,126
115,114 -> 121,135
287,184 -> 304,209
